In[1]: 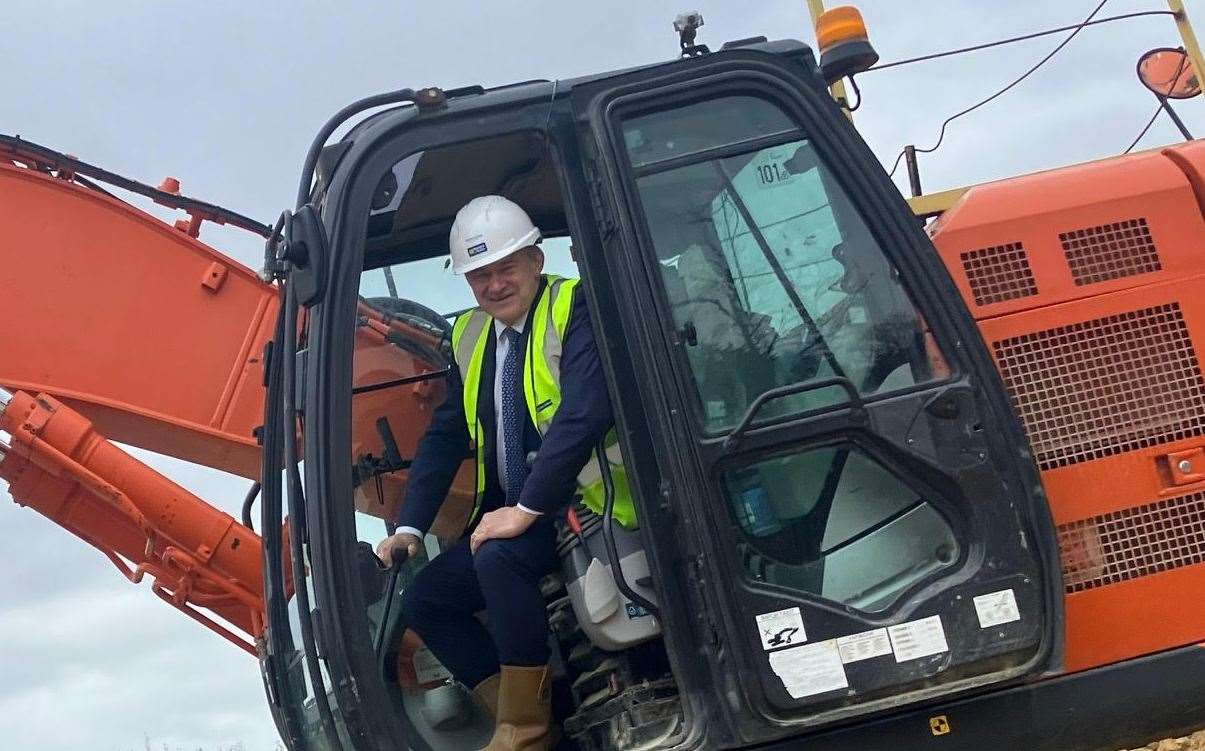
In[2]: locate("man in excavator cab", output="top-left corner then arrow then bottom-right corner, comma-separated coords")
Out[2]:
375,194 -> 635,751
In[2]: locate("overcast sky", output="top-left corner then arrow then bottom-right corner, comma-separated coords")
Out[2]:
2,1 -> 1202,749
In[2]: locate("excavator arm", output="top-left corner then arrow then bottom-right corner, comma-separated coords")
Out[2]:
0,136 -> 283,653
0,135 -> 276,479
0,136 -> 466,655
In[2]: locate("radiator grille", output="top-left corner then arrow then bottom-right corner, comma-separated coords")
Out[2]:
961,242 -> 1038,306
1061,218 -> 1161,286
1058,491 -> 1205,592
993,303 -> 1205,470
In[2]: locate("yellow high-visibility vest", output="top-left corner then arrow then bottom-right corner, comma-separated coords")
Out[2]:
450,275 -> 637,529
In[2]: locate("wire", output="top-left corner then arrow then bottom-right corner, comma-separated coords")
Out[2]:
887,0 -> 1110,178
869,11 -> 1174,72
1124,105 -> 1164,153
845,76 -> 862,112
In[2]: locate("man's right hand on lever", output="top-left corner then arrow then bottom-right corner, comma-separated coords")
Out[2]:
376,531 -> 421,566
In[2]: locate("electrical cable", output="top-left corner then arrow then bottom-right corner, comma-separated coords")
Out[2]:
886,0 -> 1110,178
845,76 -> 862,112
869,11 -> 1174,72
1124,104 -> 1163,153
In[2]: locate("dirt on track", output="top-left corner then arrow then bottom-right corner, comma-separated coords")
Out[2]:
1121,732 -> 1205,751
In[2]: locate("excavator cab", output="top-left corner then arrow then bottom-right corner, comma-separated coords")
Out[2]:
258,37 -> 1065,751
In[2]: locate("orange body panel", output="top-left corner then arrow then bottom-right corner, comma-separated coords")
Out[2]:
931,143 -> 1205,673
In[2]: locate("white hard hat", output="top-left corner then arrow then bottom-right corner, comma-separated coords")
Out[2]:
448,195 -> 542,274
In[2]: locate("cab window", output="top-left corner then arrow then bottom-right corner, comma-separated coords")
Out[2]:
623,95 -> 947,433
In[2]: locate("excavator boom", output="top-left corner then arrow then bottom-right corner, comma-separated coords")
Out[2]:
0,135 -> 462,655
0,136 -> 276,480
0,137 -> 284,652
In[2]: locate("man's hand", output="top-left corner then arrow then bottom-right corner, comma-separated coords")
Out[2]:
376,531 -> 421,566
470,506 -> 539,553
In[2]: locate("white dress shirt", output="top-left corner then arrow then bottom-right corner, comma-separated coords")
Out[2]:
397,319 -> 540,541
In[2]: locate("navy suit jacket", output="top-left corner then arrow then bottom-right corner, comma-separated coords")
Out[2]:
396,284 -> 614,535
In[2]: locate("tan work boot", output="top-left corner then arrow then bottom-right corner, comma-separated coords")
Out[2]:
473,673 -> 501,720
484,664 -> 554,751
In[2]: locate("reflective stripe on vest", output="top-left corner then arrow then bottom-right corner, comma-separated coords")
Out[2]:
449,274 -> 637,529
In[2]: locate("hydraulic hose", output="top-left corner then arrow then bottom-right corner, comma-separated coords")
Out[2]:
295,89 -> 417,208
241,481 -> 262,531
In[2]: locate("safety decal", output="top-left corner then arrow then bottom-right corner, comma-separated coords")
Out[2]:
467,242 -> 489,257
930,715 -> 952,736
973,589 -> 1021,628
756,607 -> 806,651
836,627 -> 893,664
888,615 -> 949,662
624,602 -> 651,619
769,640 -> 849,698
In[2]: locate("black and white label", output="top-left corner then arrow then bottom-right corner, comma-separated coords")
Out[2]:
973,589 -> 1021,628
769,640 -> 849,698
888,615 -> 949,662
756,607 -> 806,651
836,627 -> 893,664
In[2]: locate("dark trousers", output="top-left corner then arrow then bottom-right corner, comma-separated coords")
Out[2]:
401,517 -> 559,689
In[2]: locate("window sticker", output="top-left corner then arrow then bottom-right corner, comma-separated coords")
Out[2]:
769,640 -> 849,698
836,627 -> 893,664
756,607 -> 806,651
888,615 -> 949,662
973,589 -> 1021,628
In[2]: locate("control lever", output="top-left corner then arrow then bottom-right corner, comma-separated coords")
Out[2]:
376,417 -> 405,469
595,439 -> 659,617
373,547 -> 410,655
352,417 -> 412,489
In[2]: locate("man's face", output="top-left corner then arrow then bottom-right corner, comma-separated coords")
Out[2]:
465,247 -> 545,325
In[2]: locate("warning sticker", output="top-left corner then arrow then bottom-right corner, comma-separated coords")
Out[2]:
888,615 -> 949,662
836,628 -> 893,664
769,640 -> 849,698
973,589 -> 1021,629
756,607 -> 806,651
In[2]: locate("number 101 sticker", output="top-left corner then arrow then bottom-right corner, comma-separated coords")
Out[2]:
752,147 -> 801,189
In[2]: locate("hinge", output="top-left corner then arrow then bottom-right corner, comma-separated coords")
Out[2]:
658,477 -> 672,512
688,554 -> 722,649
587,170 -> 617,241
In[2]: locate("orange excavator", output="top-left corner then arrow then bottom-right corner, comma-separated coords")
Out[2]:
2,6 -> 1204,751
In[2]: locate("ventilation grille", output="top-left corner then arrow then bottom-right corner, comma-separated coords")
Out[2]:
961,242 -> 1038,306
1058,491 -> 1205,592
993,303 -> 1205,470
1061,218 -> 1161,286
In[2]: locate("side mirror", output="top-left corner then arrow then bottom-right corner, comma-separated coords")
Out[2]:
1137,47 -> 1201,99
816,6 -> 879,85
262,205 -> 329,307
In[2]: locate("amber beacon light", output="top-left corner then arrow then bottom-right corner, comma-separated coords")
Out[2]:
816,6 -> 879,84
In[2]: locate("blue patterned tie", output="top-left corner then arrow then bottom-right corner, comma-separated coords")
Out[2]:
500,327 -> 526,504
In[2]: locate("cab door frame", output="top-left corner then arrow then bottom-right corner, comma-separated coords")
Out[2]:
570,44 -> 1064,745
